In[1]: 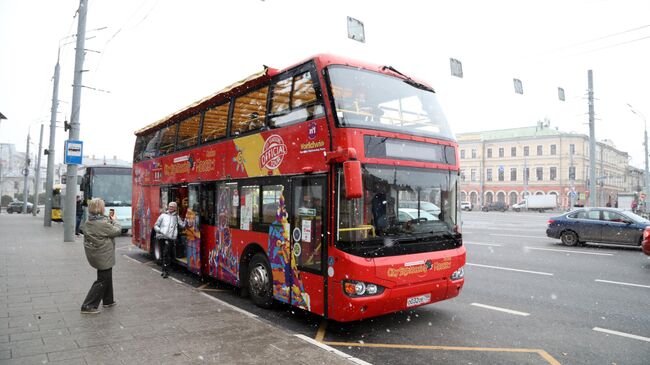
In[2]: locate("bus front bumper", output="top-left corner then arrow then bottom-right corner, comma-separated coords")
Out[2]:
328,277 -> 464,322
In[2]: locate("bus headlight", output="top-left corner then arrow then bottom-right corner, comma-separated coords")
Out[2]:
343,280 -> 384,297
450,266 -> 464,281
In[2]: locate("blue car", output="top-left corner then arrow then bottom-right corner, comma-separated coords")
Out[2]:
546,208 -> 650,247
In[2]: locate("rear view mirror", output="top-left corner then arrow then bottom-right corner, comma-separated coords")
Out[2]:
343,161 -> 362,199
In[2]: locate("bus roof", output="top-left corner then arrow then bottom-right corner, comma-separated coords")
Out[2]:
134,54 -> 433,136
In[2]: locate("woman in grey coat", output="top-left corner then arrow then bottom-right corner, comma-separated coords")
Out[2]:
80,198 -> 122,314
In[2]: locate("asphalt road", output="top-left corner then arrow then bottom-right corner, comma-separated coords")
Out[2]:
121,211 -> 650,365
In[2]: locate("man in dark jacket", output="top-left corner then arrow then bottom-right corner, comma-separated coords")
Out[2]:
80,198 -> 122,314
75,195 -> 84,236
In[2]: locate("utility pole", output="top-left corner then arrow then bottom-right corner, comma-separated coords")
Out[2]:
22,133 -> 30,214
33,124 -> 44,216
588,70 -> 597,207
64,0 -> 88,241
627,104 -> 649,213
44,54 -> 60,226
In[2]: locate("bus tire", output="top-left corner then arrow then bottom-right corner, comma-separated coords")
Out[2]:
248,253 -> 274,309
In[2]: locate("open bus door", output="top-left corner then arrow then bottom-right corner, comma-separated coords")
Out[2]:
288,176 -> 327,316
168,185 -> 201,274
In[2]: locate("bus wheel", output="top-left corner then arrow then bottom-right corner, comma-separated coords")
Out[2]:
248,253 -> 274,308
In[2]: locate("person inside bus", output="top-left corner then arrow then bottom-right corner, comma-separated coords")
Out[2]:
154,202 -> 186,278
80,198 -> 121,314
75,195 -> 84,236
371,192 -> 389,234
248,111 -> 263,131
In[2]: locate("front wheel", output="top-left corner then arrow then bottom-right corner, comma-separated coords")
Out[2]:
248,253 -> 274,308
561,231 -> 579,246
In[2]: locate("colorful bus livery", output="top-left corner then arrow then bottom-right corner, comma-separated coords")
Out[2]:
132,54 -> 465,322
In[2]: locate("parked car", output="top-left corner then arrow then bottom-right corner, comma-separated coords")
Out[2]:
399,201 -> 441,216
546,207 -> 650,247
6,201 -> 39,214
460,201 -> 472,211
481,202 -> 508,212
642,227 -> 650,255
398,208 -> 438,222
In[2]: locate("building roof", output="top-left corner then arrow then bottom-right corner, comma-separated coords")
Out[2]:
457,125 -> 570,142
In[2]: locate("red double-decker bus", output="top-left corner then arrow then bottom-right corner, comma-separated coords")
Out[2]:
132,54 -> 465,322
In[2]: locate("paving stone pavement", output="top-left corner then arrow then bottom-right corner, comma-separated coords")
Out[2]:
0,214 -> 358,364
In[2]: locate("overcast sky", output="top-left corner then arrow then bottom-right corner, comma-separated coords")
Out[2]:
1,0 -> 649,167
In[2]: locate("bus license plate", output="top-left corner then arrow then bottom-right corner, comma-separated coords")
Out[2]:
406,293 -> 431,307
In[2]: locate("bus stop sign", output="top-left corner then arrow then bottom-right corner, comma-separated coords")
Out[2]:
64,139 -> 83,165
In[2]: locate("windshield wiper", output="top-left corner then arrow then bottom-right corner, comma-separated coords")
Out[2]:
381,65 -> 434,92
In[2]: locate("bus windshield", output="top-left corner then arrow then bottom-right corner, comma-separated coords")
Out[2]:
337,165 -> 460,257
328,66 -> 454,140
92,172 -> 132,206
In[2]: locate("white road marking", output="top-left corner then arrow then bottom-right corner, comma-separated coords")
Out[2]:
200,292 -> 259,318
151,268 -> 162,274
294,334 -> 373,365
490,233 -> 548,239
593,327 -> 650,342
170,277 -> 183,284
121,254 -> 140,263
525,247 -> 613,256
594,279 -> 650,289
465,242 -> 502,247
467,263 -> 554,276
471,303 -> 530,316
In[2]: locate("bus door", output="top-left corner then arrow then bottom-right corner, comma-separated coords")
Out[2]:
183,184 -> 201,274
199,182 -> 216,276
289,176 -> 326,316
169,185 -> 190,267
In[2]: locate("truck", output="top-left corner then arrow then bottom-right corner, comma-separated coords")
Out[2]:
617,193 -> 637,212
512,195 -> 557,212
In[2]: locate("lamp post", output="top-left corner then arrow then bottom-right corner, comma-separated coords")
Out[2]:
627,104 -> 648,213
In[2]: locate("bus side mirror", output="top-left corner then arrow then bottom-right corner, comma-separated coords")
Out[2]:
343,161 -> 362,199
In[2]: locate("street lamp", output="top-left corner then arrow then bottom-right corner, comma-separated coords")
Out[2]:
627,103 -> 648,214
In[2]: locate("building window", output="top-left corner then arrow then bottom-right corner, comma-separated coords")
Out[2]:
569,166 -> 576,180
460,169 -> 466,181
524,146 -> 529,156
511,147 -> 516,157
470,169 -> 477,182
536,167 -> 543,181
460,149 -> 465,159
537,145 -> 543,156
498,148 -> 504,158
498,168 -> 504,181
550,144 -> 557,155
487,148 -> 492,158
510,168 -> 517,181
570,144 -> 576,154
550,167 -> 557,180
471,149 -> 477,159
486,168 -> 493,181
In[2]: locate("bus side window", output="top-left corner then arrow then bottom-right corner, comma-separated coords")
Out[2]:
231,87 -> 269,135
269,71 -> 323,128
176,114 -> 201,149
201,102 -> 229,143
158,123 -> 178,155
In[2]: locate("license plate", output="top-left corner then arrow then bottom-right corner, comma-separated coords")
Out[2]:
406,293 -> 431,307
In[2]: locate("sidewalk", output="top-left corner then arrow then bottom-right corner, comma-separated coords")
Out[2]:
0,214 -> 357,364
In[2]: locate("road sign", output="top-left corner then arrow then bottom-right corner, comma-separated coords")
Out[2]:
569,191 -> 577,199
64,140 -> 83,165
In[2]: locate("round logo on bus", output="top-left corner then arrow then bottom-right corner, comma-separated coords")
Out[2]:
259,134 -> 287,170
